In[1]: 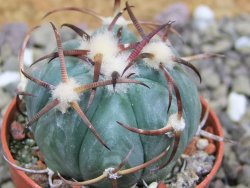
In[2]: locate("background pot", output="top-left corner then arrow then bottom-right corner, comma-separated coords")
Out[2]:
1,97 -> 224,188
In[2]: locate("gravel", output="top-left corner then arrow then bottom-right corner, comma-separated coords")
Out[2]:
0,4 -> 250,188
238,165 -> 250,186
232,75 -> 250,96
201,68 -> 221,89
0,89 -> 12,109
2,56 -> 19,71
1,182 -> 15,188
155,2 -> 190,29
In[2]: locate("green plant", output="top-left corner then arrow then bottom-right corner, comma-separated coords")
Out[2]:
11,1 -> 221,187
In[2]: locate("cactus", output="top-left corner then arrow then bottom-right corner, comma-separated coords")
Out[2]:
15,1 -> 220,187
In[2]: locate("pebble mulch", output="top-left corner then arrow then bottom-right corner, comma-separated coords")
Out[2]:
0,4 -> 249,188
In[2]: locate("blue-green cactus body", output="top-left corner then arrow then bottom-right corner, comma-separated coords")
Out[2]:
24,26 -> 201,187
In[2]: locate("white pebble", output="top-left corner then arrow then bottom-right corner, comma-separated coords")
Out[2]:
0,71 -> 20,87
227,92 -> 247,122
235,36 -> 250,53
193,5 -> 214,31
196,138 -> 209,150
148,182 -> 158,188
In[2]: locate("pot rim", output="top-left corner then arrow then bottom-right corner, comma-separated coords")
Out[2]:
1,98 -> 42,188
1,97 -> 224,188
197,97 -> 224,188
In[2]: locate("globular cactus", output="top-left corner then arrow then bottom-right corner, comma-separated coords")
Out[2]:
17,1 -> 218,187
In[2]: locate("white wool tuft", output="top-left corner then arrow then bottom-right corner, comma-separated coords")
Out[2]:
168,113 -> 186,132
102,52 -> 138,93
52,78 -> 80,113
142,41 -> 175,69
87,30 -> 119,59
101,52 -> 136,78
102,16 -> 130,27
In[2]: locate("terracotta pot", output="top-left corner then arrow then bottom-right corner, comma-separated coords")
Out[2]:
1,98 -> 41,188
1,97 -> 224,188
197,97 -> 224,188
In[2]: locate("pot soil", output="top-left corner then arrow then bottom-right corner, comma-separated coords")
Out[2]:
1,97 -> 224,188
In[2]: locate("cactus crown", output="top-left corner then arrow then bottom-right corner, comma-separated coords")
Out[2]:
13,0 -> 221,187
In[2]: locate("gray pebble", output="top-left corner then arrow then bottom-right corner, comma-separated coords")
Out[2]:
225,50 -> 242,61
189,31 -> 201,48
0,43 -> 12,61
238,165 -> 250,186
0,89 -> 12,109
232,75 -> 250,96
240,108 -> 250,133
235,21 -> 250,36
213,58 -> 232,85
219,114 -> 245,140
213,85 -> 228,98
32,23 -> 55,53
210,85 -> 228,113
202,24 -> 221,42
171,169 -> 199,188
2,56 -> 18,71
1,104 -> 9,117
0,55 -> 3,66
202,39 -> 233,53
210,98 -> 227,113
214,167 -> 226,179
179,45 -> 193,56
226,58 -> 241,69
232,64 -> 249,76
0,23 -> 28,55
210,179 -> 225,188
235,136 -> 250,165
186,151 -> 215,175
1,181 -> 15,188
201,68 -> 221,89
235,185 -> 249,188
223,144 -> 241,181
243,56 -> 250,68
0,163 -> 11,185
154,2 -> 190,29
220,18 -> 237,39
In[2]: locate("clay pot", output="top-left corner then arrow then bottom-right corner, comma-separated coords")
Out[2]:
1,98 -> 41,188
196,97 -> 224,188
1,97 -> 224,188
